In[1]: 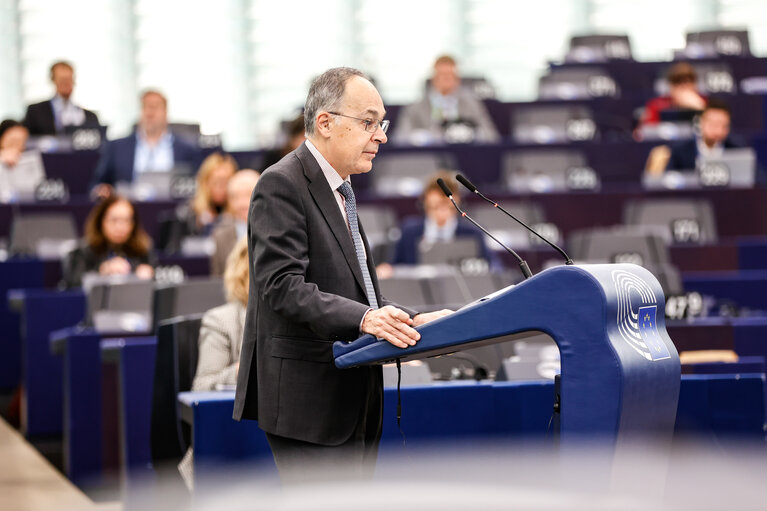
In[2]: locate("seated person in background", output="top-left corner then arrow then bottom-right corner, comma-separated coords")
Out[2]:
159,152 -> 238,253
192,236 -> 249,391
639,62 -> 707,127
385,172 -> 499,269
210,169 -> 260,276
666,99 -> 739,171
23,61 -> 100,136
261,113 -> 305,169
91,89 -> 200,197
63,195 -> 156,288
0,120 -> 45,202
395,55 -> 500,144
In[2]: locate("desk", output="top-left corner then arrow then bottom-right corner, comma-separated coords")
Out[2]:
179,374 -> 764,471
682,269 -> 767,310
8,289 -> 85,437
0,261 -> 45,389
50,327 -> 156,489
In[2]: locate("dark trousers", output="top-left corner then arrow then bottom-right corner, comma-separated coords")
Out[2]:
265,373 -> 382,484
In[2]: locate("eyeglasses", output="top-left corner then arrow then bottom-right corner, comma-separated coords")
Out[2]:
327,112 -> 390,134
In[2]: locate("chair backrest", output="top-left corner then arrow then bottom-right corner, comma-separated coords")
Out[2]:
357,205 -> 398,246
623,198 -> 718,245
503,149 -> 596,193
511,105 -> 597,144
150,313 -> 203,462
568,226 -> 671,266
684,29 -> 750,58
567,226 -> 683,295
152,277 -> 226,328
567,34 -> 632,62
418,238 -> 480,266
538,68 -> 620,100
378,276 -> 430,311
371,152 -> 457,197
9,213 -> 78,257
358,204 -> 399,265
86,278 -> 155,331
422,270 -> 472,309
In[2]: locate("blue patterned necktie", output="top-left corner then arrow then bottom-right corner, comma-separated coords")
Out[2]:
337,181 -> 379,309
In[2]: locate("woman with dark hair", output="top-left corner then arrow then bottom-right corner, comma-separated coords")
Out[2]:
63,195 -> 156,288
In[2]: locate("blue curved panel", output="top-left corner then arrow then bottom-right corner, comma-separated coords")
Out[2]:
334,264 -> 680,442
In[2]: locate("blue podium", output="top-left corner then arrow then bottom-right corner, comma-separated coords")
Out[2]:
335,264 -> 681,442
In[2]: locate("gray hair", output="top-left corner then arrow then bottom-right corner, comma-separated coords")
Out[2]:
304,67 -> 370,136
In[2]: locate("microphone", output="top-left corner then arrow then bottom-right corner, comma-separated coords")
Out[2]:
455,174 -> 574,265
437,178 -> 533,280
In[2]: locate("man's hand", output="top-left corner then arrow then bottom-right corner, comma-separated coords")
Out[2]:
361,305 -> 420,349
413,309 -> 453,327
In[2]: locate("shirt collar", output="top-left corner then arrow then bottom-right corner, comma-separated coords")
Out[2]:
136,129 -> 173,147
304,139 -> 348,191
697,137 -> 724,158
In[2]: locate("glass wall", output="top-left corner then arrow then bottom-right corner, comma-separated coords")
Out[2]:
1,0 -> 763,150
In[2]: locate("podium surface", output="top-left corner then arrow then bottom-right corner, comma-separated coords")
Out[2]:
334,264 -> 681,441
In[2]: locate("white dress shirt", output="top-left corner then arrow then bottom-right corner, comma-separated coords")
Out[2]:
51,95 -> 86,131
134,130 -> 175,174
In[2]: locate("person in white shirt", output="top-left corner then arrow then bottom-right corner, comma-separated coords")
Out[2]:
0,120 -> 45,202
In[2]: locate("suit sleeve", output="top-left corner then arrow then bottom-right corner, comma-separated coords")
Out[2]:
252,171 -> 371,340
91,140 -> 116,187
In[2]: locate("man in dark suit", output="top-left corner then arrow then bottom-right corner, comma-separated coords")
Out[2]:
23,61 -> 100,136
91,90 -> 200,196
233,67 -> 450,482
666,98 -> 740,171
390,173 -> 500,268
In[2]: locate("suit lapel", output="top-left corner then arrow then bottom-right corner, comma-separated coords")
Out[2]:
297,145 -> 368,297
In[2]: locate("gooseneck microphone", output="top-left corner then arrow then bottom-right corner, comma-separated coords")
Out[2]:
455,174 -> 574,265
437,178 -> 533,280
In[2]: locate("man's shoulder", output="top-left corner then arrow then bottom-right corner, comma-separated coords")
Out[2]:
26,99 -> 52,111
400,217 -> 426,235
262,147 -> 308,180
668,138 -> 696,152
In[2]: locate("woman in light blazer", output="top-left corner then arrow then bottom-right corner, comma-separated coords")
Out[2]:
192,236 -> 249,391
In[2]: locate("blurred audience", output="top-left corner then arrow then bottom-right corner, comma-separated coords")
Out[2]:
0,119 -> 45,202
210,169 -> 260,276
158,152 -> 238,253
193,236 -> 249,391
91,89 -> 200,196
666,99 -> 739,170
639,62 -> 707,127
23,61 -> 100,136
383,172 -> 499,271
395,55 -> 499,145
261,114 -> 305,169
62,195 -> 156,288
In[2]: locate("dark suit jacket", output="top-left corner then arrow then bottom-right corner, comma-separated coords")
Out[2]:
61,242 -> 156,289
91,133 -> 201,187
666,137 -> 740,171
23,99 -> 100,136
392,217 -> 500,268
232,142 -> 415,445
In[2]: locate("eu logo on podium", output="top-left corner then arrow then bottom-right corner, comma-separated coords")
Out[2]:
637,305 -> 670,361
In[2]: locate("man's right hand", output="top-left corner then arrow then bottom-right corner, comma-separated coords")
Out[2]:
361,305 -> 420,349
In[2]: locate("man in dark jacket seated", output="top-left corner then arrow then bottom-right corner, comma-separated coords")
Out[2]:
91,90 -> 200,197
390,172 -> 499,268
666,98 -> 740,171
